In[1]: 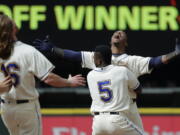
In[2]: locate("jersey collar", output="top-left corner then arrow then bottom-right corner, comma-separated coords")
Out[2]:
112,53 -> 128,59
112,53 -> 124,56
94,65 -> 114,72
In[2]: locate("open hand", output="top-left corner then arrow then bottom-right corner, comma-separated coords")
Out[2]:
68,74 -> 86,87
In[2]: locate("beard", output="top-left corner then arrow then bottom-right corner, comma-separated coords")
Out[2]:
0,43 -> 13,60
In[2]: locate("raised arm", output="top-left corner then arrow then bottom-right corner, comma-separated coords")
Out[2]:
33,37 -> 82,62
149,38 -> 180,70
33,37 -> 96,69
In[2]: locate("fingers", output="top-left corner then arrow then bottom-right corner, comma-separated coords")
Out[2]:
72,77 -> 86,87
44,35 -> 50,42
76,79 -> 86,86
4,76 -> 12,85
71,74 -> 84,80
74,75 -> 86,82
68,74 -> 86,87
0,76 -> 12,89
79,80 -> 86,86
4,76 -> 11,81
72,74 -> 83,78
72,81 -> 86,87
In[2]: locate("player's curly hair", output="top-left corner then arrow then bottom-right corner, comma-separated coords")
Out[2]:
0,14 -> 14,59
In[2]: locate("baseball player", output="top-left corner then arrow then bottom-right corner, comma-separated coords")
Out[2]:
0,14 -> 85,135
33,30 -> 180,131
87,45 -> 144,135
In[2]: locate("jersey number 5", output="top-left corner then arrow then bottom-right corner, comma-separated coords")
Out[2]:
98,80 -> 113,103
1,63 -> 20,87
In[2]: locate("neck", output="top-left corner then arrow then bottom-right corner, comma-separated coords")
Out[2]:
111,45 -> 125,54
96,63 -> 108,68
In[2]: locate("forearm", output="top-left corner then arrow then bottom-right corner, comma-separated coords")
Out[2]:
44,73 -> 70,87
149,38 -> 180,70
149,51 -> 180,70
53,47 -> 82,62
161,51 -> 179,64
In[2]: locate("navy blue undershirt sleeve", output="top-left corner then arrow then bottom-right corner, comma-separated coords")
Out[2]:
64,49 -> 82,62
148,56 -> 163,70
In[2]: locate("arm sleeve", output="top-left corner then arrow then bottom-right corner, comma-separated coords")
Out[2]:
126,69 -> 140,91
81,51 -> 96,69
127,55 -> 152,77
64,49 -> 82,62
28,48 -> 55,81
149,38 -> 180,69
149,56 -> 163,70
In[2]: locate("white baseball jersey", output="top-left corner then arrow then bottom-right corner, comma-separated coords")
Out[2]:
0,41 -> 54,135
87,65 -> 140,113
82,51 -> 151,99
82,52 -> 152,77
87,65 -> 144,135
0,41 -> 54,100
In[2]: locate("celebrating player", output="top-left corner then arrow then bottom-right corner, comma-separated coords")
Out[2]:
87,45 -> 144,135
33,30 -> 180,131
0,14 -> 85,135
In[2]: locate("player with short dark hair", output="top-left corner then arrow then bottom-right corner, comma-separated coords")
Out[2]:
0,14 -> 85,135
94,45 -> 112,66
87,45 -> 144,135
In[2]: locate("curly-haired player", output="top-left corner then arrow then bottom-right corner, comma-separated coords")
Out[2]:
0,14 -> 85,135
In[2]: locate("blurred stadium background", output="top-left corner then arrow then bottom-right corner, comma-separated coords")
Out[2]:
0,0 -> 180,135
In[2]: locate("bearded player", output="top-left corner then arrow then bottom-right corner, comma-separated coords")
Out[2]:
0,14 -> 85,135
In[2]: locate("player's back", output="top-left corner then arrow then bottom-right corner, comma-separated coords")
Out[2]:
87,65 -> 131,113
